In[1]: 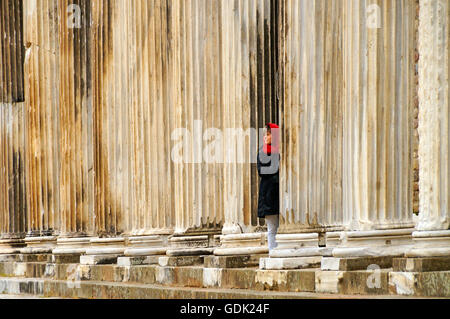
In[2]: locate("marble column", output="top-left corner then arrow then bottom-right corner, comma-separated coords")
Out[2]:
22,0 -> 60,253
53,0 -> 95,255
334,0 -> 418,257
407,0 -> 449,257
0,0 -> 27,254
168,0 -> 225,256
272,0 -> 345,259
215,0 -> 278,256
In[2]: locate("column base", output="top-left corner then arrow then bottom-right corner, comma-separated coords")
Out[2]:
214,233 -> 268,256
405,230 -> 450,257
259,256 -> 322,270
204,254 -> 266,268
270,247 -> 333,258
325,231 -> 344,247
85,237 -> 126,255
117,256 -> 161,266
21,236 -> 57,254
166,235 -> 219,256
276,233 -> 319,249
123,235 -> 168,256
52,237 -> 92,255
332,228 -> 414,257
0,238 -> 25,254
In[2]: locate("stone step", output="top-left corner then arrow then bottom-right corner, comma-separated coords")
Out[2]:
0,276 -> 419,299
1,261 -> 449,297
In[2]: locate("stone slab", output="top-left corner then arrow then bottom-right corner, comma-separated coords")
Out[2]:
0,255 -> 19,262
85,248 -> 125,255
255,269 -> 316,292
214,247 -> 268,256
124,247 -> 167,257
389,271 -> 450,297
275,233 -> 319,249
117,256 -> 162,266
259,256 -> 322,270
332,246 -> 408,258
51,254 -> 81,264
80,255 -> 118,265
270,247 -> 333,258
204,254 -> 267,268
321,256 -> 394,271
315,271 -> 344,294
158,256 -> 204,267
166,248 -> 214,257
406,247 -> 450,257
393,257 -> 450,272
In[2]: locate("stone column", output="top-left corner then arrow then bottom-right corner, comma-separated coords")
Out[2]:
215,0 -> 280,256
407,0 -> 449,257
333,0 -> 418,258
267,0 -> 345,264
167,0 -> 225,257
22,0 -> 60,253
53,0 -> 95,255
0,0 -> 27,254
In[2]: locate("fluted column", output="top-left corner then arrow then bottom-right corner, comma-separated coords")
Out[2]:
0,0 -> 27,254
336,0 -> 417,256
275,0 -> 344,253
167,0 -> 225,256
22,0 -> 61,252
216,0 -> 278,255
408,0 -> 449,257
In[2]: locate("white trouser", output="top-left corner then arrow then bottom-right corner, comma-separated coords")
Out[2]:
265,214 -> 279,250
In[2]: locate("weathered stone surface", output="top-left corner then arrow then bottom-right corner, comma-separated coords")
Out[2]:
315,271 -> 344,294
166,248 -> 214,257
259,257 -> 322,270
389,271 -> 450,297
124,248 -> 167,257
51,254 -> 81,264
393,257 -> 450,272
204,255 -> 265,268
80,255 -> 118,265
321,257 -> 394,271
117,256 -> 161,267
255,269 -> 316,292
214,247 -> 268,256
158,256 -> 204,267
270,247 -> 332,258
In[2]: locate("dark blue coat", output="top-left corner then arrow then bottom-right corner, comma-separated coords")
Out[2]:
257,149 -> 280,218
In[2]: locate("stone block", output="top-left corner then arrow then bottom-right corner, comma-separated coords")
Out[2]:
166,248 -> 214,256
315,271 -> 344,294
393,257 -> 450,272
321,256 -> 394,271
259,256 -> 322,270
117,256 -> 161,266
389,271 -> 450,297
270,247 -> 332,258
255,269 -> 316,292
204,255 -> 265,268
80,255 -> 118,265
51,254 -> 81,264
158,256 -> 204,267
124,248 -> 167,256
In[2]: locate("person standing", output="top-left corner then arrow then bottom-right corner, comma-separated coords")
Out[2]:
257,123 -> 280,251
